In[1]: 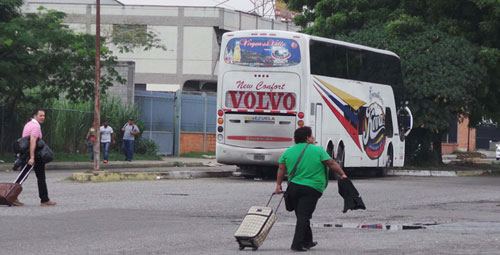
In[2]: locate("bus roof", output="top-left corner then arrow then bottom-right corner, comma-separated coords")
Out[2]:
224,30 -> 400,59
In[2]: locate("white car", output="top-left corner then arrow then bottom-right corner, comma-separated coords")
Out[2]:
496,145 -> 500,160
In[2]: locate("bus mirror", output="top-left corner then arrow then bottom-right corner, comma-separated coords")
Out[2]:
398,106 -> 413,138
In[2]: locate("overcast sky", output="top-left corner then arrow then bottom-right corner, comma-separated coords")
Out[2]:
118,0 -> 276,16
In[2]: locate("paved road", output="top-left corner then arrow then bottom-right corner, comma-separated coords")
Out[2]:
1,171 -> 499,254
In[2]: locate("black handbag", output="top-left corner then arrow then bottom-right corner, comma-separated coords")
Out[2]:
284,144 -> 309,211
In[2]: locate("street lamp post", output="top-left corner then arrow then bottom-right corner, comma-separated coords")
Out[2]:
93,0 -> 101,171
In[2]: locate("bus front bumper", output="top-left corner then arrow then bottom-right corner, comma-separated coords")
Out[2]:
216,143 -> 286,166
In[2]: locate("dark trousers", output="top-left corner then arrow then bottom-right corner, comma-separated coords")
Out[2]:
122,139 -> 134,161
34,156 -> 49,203
287,182 -> 322,248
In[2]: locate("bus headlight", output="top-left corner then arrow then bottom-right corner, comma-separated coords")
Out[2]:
217,134 -> 224,141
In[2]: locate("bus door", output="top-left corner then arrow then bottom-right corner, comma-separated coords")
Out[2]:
315,104 -> 323,146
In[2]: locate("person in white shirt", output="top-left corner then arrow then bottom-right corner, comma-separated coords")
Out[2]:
100,120 -> 115,163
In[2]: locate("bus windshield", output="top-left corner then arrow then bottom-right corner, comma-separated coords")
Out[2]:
223,37 -> 301,67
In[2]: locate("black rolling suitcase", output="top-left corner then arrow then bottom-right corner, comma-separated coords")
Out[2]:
0,164 -> 34,206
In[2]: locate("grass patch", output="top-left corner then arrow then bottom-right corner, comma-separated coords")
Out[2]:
0,152 -> 161,163
180,151 -> 215,158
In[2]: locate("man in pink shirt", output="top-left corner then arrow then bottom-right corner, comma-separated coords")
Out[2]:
13,109 -> 56,207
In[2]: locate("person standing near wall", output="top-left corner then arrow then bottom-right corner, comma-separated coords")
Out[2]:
121,118 -> 140,161
100,120 -> 114,163
14,109 -> 56,207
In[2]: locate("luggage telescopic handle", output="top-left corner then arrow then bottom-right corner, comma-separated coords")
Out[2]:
266,193 -> 284,212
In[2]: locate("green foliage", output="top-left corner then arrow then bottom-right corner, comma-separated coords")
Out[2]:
405,128 -> 438,166
135,138 -> 159,156
180,151 -> 216,158
0,3 -> 165,111
110,24 -> 166,54
286,0 -> 500,164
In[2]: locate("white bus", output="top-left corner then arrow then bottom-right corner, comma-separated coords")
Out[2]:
216,30 -> 413,176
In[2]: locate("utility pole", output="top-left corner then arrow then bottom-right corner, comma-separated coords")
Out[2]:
93,0 -> 101,171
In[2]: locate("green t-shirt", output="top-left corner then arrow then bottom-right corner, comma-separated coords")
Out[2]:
278,143 -> 331,193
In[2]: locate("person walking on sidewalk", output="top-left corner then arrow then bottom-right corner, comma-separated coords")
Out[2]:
100,120 -> 114,163
85,126 -> 97,161
13,109 -> 56,207
121,118 -> 140,161
274,126 -> 347,251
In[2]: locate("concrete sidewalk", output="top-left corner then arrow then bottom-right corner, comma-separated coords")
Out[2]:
0,156 -> 221,172
0,156 -> 235,182
1,155 -> 499,179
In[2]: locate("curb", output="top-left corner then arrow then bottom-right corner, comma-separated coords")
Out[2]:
44,162 -> 209,170
71,169 -> 233,182
388,169 -> 496,177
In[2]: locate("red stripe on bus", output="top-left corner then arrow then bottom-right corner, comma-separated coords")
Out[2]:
227,136 -> 293,142
313,85 -> 362,151
287,111 -> 297,114
237,109 -> 248,112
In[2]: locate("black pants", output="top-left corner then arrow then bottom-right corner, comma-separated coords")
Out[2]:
287,182 -> 322,248
34,156 -> 49,203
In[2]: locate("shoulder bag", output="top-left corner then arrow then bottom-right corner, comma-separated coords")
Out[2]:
283,144 -> 309,211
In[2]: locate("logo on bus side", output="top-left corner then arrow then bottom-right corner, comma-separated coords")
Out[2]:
226,91 -> 296,110
362,102 -> 386,159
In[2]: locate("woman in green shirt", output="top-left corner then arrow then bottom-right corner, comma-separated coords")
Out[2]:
275,126 -> 347,252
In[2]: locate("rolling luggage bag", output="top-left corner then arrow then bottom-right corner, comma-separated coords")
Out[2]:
0,164 -> 34,206
234,193 -> 283,251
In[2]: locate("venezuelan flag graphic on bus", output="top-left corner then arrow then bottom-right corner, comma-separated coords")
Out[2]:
361,102 -> 387,159
313,76 -> 387,159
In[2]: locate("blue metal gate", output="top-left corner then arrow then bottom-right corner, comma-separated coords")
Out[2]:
135,91 -> 216,155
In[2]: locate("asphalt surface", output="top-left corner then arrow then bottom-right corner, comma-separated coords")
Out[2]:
1,173 -> 499,254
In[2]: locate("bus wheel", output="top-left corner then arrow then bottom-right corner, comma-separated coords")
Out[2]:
332,145 -> 345,180
377,147 -> 393,177
336,145 -> 345,168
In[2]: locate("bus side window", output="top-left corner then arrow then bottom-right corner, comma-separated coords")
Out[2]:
385,107 -> 393,138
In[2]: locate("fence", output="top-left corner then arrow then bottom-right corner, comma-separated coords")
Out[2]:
135,90 -> 217,155
0,91 -> 216,155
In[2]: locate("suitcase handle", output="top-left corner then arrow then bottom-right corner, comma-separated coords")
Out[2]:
266,193 -> 284,212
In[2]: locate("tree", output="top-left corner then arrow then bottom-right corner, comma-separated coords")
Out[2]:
0,2 -> 165,151
0,6 -> 163,109
284,0 -> 498,164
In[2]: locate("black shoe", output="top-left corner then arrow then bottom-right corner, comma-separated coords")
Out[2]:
291,245 -> 308,252
304,241 -> 318,249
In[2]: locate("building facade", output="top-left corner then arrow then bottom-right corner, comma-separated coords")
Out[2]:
23,0 -> 300,95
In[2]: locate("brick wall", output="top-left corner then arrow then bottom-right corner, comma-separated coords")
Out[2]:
180,132 -> 216,154
457,117 -> 476,152
442,143 -> 458,154
441,117 -> 476,154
